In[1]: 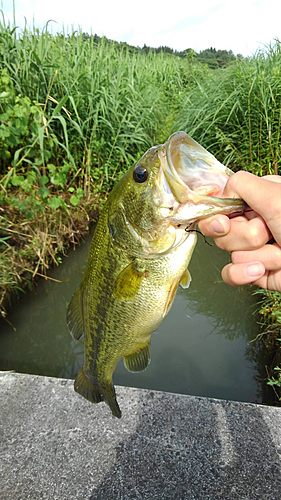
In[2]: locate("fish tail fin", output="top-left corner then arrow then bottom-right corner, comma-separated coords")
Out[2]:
74,367 -> 104,404
74,367 -> 121,419
102,381 -> 122,419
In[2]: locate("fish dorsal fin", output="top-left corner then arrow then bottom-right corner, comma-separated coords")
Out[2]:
180,269 -> 192,289
113,259 -> 146,302
124,342 -> 151,372
66,286 -> 84,340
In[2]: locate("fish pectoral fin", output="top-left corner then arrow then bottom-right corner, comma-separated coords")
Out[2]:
74,367 -> 122,418
179,269 -> 192,289
66,285 -> 84,340
124,342 -> 151,372
113,260 -> 146,301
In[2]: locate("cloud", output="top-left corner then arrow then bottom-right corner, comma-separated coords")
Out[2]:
2,0 -> 281,56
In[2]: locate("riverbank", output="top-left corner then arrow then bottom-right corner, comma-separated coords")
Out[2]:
1,371 -> 281,499
0,189 -> 99,319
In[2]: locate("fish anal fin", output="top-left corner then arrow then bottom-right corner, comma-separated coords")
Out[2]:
124,342 -> 151,373
180,269 -> 192,289
74,367 -> 122,419
113,260 -> 146,301
66,286 -> 84,340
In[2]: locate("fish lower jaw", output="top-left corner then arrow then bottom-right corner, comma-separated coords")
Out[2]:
170,198 -> 247,225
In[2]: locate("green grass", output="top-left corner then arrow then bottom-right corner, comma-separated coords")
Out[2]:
176,41 -> 281,176
0,19 -> 207,185
253,289 -> 281,403
0,15 -> 208,314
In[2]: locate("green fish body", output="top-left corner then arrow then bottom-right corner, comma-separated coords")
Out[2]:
67,132 -> 246,418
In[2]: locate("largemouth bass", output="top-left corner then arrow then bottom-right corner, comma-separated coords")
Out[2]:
67,131 -> 246,418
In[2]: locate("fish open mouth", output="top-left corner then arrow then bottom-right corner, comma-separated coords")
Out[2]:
159,131 -> 247,224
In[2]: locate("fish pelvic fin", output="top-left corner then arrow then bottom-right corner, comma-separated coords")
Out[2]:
66,286 -> 84,340
124,342 -> 151,373
74,367 -> 121,419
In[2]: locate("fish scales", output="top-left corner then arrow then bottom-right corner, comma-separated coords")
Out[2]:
67,132 -> 247,418
83,202 -> 197,379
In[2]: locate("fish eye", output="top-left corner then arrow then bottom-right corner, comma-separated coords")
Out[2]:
133,165 -> 148,183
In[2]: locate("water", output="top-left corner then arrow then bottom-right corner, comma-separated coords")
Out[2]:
0,229 -> 267,403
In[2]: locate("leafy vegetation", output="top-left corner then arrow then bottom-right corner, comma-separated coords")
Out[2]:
0,15 -> 209,316
252,289 -> 281,403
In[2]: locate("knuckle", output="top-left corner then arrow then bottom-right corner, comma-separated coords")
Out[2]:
273,244 -> 281,267
246,226 -> 263,249
227,171 -> 250,191
231,251 -> 242,264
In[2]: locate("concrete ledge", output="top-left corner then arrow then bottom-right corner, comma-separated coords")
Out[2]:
1,372 -> 281,499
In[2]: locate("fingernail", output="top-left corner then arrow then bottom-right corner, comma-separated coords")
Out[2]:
209,219 -> 225,234
245,263 -> 264,277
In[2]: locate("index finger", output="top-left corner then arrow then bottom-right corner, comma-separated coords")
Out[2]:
222,172 -> 281,244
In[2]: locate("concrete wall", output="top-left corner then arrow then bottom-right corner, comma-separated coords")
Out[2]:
1,372 -> 281,499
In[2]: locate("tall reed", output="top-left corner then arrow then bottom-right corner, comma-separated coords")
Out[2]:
0,15 -> 207,313
0,18 -> 206,189
176,41 -> 281,175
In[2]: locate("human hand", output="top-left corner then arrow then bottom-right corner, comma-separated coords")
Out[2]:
198,171 -> 281,292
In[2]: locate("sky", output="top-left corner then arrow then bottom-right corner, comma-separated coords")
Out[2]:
2,0 -> 281,57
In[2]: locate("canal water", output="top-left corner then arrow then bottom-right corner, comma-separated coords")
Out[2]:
0,228 -> 267,403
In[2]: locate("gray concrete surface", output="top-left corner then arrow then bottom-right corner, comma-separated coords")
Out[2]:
1,372 -> 281,500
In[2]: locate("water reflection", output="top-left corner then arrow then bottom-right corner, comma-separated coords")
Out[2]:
0,229 -> 267,403
0,232 -> 89,380
187,250 -> 259,339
